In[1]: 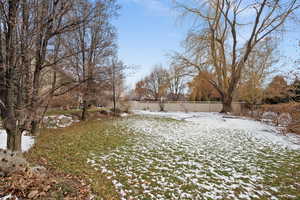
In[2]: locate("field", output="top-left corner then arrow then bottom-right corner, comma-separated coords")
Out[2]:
25,111 -> 300,199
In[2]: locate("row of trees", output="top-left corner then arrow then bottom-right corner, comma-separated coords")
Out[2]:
0,0 -> 122,151
134,0 -> 299,113
134,64 -> 300,104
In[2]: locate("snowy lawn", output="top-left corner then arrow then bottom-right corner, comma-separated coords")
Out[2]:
89,111 -> 300,200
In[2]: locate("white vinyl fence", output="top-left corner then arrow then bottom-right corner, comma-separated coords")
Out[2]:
129,101 -> 244,113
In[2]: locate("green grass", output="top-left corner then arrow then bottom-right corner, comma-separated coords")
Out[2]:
25,115 -> 300,199
86,116 -> 300,200
25,118 -> 132,199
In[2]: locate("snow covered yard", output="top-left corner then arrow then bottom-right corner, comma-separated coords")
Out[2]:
89,111 -> 300,200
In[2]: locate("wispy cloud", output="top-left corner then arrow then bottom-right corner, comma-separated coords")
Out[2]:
124,0 -> 174,17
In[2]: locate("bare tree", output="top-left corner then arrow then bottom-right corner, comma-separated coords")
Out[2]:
28,0 -> 87,133
143,65 -> 169,101
174,0 -> 300,112
135,64 -> 187,102
166,65 -> 186,101
0,0 -> 22,151
0,0 -> 93,151
107,57 -> 125,114
64,0 -> 118,120
238,37 -> 278,108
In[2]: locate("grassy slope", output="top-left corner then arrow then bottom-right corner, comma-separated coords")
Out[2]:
25,118 -> 131,199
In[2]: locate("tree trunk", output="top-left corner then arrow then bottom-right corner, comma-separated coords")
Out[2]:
6,129 -> 22,152
159,102 -> 165,112
30,120 -> 39,135
112,61 -> 117,115
81,100 -> 87,121
159,98 -> 165,112
220,95 -> 233,113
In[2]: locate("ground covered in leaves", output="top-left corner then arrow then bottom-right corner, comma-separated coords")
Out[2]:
0,168 -> 91,199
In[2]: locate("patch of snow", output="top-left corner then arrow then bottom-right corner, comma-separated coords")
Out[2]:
133,110 -> 300,150
88,111 -> 300,199
43,115 -> 77,129
0,194 -> 19,200
120,113 -> 129,117
0,129 -> 34,152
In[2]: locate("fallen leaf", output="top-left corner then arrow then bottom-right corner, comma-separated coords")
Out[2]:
28,190 -> 39,199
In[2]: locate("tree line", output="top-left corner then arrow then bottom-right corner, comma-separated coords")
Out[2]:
133,65 -> 300,105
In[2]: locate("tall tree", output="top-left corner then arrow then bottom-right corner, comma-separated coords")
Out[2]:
64,0 -> 118,120
0,0 -> 94,151
29,0 -> 85,134
0,0 -> 22,151
174,0 -> 300,112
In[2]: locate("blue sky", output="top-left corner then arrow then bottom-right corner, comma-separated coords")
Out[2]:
113,0 -> 190,88
114,0 -> 299,88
